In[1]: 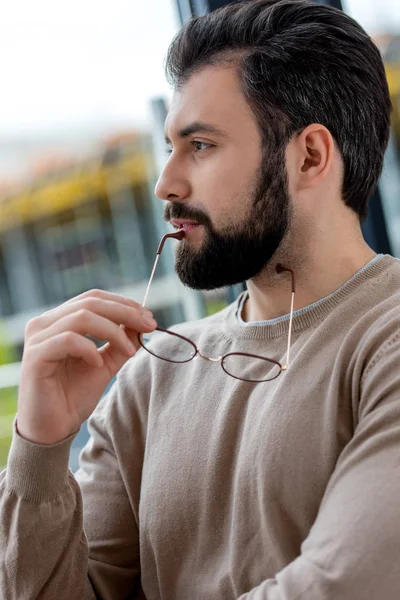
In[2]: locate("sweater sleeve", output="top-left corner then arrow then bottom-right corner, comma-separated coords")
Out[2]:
0,423 -> 96,600
0,366 -> 145,600
238,332 -> 400,600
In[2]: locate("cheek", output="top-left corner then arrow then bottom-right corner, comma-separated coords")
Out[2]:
217,147 -> 258,184
194,153 -> 258,222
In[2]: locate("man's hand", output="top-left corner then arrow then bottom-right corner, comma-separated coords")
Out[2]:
17,289 -> 157,445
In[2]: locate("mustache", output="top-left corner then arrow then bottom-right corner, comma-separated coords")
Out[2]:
164,202 -> 212,228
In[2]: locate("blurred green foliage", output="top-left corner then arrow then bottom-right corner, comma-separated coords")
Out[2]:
0,321 -> 18,469
205,298 -> 227,316
0,388 -> 17,469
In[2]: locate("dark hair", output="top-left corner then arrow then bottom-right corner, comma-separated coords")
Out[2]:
165,0 -> 392,220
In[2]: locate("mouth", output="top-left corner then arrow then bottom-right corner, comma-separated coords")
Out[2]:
171,219 -> 201,233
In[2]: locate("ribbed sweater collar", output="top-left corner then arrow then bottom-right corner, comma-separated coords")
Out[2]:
220,255 -> 395,341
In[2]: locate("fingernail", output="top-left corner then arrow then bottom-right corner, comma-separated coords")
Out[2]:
143,314 -> 157,327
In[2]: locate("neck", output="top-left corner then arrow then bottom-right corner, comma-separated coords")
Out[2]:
242,227 -> 376,323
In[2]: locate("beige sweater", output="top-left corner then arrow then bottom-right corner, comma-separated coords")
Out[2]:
2,255 -> 400,600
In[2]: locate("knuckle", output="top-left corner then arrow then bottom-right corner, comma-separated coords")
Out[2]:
24,316 -> 42,337
81,297 -> 99,312
74,308 -> 91,322
75,288 -> 102,301
87,288 -> 103,298
61,331 -> 78,347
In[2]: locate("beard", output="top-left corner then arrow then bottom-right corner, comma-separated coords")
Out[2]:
164,156 -> 291,290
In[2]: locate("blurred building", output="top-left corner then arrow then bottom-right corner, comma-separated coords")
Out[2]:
0,129 -> 208,359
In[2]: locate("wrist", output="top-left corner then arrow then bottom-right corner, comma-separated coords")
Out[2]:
16,417 -> 77,446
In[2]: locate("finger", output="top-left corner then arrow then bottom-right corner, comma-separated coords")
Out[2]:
27,332 -> 103,374
30,310 -> 141,357
118,325 -> 144,353
31,290 -> 145,333
98,334 -> 141,374
100,323 -> 156,374
33,297 -> 155,332
63,288 -> 142,310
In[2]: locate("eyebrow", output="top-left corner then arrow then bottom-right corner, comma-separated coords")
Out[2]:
164,121 -> 229,144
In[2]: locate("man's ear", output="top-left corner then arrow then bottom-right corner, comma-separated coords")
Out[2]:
293,124 -> 334,190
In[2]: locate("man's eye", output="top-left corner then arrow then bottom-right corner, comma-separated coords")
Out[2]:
165,141 -> 212,155
191,141 -> 212,152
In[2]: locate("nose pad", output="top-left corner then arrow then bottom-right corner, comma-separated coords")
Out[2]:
197,349 -> 223,363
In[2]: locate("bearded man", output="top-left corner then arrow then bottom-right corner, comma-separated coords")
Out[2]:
1,2 -> 399,599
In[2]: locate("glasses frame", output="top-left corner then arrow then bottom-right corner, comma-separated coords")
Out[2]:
138,231 -> 296,383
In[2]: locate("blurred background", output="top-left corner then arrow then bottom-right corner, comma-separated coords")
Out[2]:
1,0 -> 400,470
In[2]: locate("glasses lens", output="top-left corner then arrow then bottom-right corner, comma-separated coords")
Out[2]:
222,353 -> 281,382
141,329 -> 197,363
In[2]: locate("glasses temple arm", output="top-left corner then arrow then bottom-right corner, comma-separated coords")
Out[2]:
141,230 -> 185,308
142,255 -> 160,308
276,264 -> 295,370
285,290 -> 295,368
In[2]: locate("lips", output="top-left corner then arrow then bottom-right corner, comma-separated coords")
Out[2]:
171,219 -> 201,232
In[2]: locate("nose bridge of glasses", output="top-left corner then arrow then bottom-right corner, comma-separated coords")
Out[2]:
197,348 -> 223,363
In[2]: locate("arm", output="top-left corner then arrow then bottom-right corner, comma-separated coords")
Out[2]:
0,374 -> 144,600
239,333 -> 400,600
0,289 -> 155,599
0,424 -> 96,600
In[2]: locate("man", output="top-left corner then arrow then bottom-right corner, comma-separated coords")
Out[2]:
1,0 -> 399,598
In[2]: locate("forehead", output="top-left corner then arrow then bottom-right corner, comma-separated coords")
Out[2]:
165,65 -> 259,139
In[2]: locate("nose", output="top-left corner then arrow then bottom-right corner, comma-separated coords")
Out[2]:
154,154 -> 191,202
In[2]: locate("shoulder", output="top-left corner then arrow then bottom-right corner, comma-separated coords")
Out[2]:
356,256 -> 400,348
344,258 -> 400,393
337,256 -> 400,344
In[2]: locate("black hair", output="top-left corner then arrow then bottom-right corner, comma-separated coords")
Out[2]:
165,0 -> 392,219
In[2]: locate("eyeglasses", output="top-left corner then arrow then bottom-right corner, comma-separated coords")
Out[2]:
138,231 -> 295,383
